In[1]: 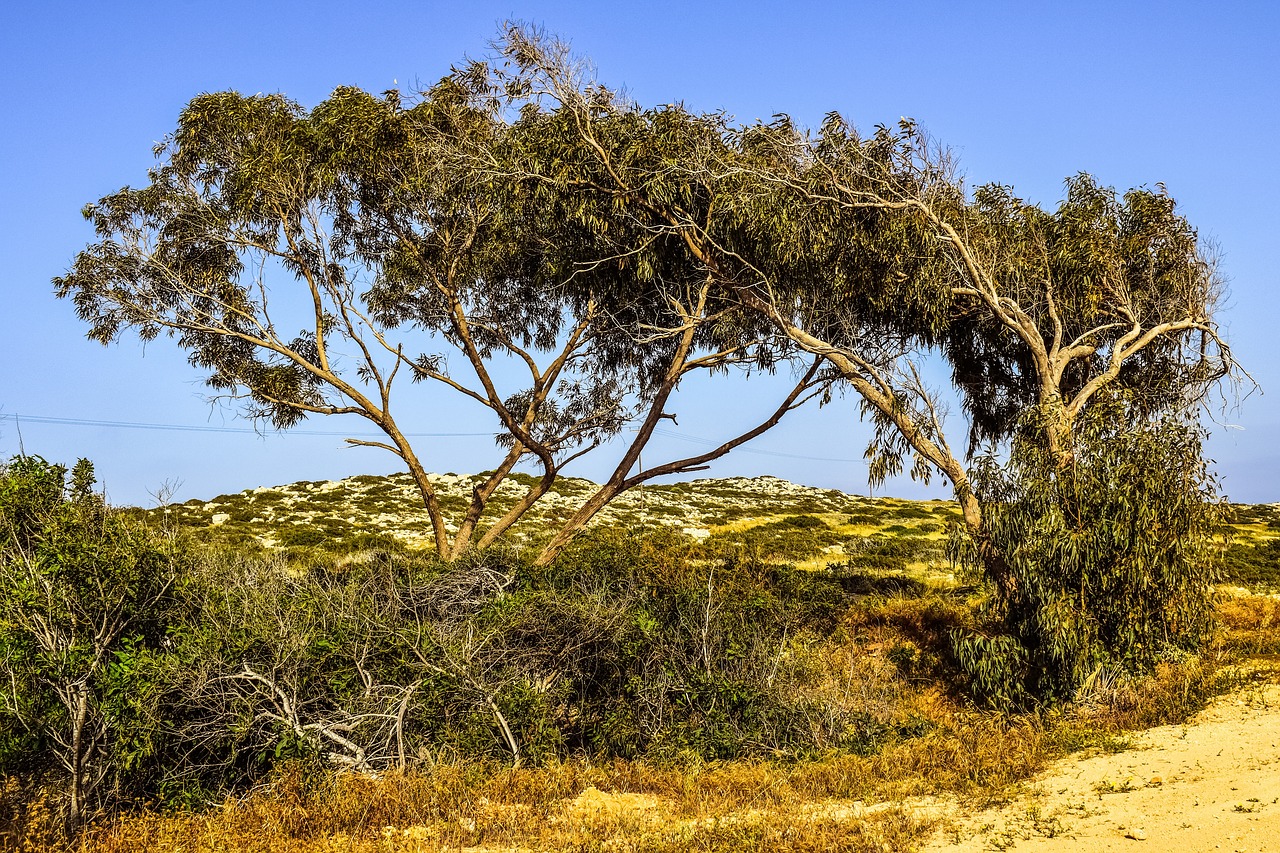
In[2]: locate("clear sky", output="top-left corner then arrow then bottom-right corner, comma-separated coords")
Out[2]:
2,1 -> 1277,506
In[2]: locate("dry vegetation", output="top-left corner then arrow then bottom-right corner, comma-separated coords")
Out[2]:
15,631 -> 1264,853
150,473 -> 963,579
6,474 -> 1279,852
11,648 -> 1258,853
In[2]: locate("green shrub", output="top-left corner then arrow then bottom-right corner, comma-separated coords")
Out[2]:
278,527 -> 329,547
847,509 -> 889,525
1220,539 -> 1280,590
4,482 -> 1017,825
702,516 -> 843,561
0,455 -> 186,833
953,398 -> 1224,707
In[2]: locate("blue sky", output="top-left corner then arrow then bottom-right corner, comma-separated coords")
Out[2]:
2,1 -> 1278,505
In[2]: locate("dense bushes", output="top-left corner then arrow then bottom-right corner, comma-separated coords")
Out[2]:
951,400 -> 1225,708
0,456 -> 185,834
1,451 -> 1243,844
2,460 -> 905,833
158,528 -> 859,783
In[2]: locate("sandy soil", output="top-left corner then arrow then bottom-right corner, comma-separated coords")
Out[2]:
919,681 -> 1280,852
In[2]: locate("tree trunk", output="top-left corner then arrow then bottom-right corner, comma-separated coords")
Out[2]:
66,686 -> 90,837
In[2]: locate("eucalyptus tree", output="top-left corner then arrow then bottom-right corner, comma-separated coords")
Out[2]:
484,25 -> 1235,543
773,125 -> 1234,457
731,120 -> 1237,601
480,26 -> 1238,698
474,29 -> 969,524
56,81 -> 831,562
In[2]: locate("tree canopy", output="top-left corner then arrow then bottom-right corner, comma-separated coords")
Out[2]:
56,67 -> 834,563
57,26 -> 1239,698
450,27 -> 1235,554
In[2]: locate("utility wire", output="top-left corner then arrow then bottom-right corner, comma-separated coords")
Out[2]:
0,412 -> 862,464
0,413 -> 489,438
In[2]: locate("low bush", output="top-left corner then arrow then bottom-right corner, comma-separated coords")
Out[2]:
1071,656 -> 1237,732
1220,539 -> 1280,590
952,400 -> 1225,708
13,524 -> 887,821
1220,594 -> 1280,654
826,534 -> 943,574
2,454 -> 1266,849
702,515 -> 844,561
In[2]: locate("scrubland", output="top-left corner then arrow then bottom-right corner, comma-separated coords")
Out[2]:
4,474 -> 1278,852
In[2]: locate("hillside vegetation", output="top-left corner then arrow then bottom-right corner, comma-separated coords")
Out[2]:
176,475 -> 947,571
4,464 -> 1278,852
151,472 -> 1279,591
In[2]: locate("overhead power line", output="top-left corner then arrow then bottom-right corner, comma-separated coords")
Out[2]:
0,413 -> 489,438
0,413 -> 862,464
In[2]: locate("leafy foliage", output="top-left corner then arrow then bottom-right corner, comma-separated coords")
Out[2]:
940,177 -> 1228,451
54,68 -> 835,563
951,397 -> 1225,706
0,456 -> 183,831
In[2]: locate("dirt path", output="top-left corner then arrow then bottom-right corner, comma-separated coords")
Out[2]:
919,681 -> 1280,852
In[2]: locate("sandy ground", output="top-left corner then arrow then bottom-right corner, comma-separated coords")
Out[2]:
918,681 -> 1280,852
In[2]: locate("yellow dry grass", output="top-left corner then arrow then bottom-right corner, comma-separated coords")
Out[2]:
53,671 -> 1179,853
6,596 -> 1273,853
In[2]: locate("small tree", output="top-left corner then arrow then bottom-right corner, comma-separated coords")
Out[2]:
952,397 -> 1225,706
0,456 -> 181,834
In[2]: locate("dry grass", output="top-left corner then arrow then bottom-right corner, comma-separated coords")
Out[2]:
76,762 -> 932,853
1220,593 -> 1280,654
64,708 -> 1140,853
7,590 -> 1275,853
56,655 -> 1234,852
